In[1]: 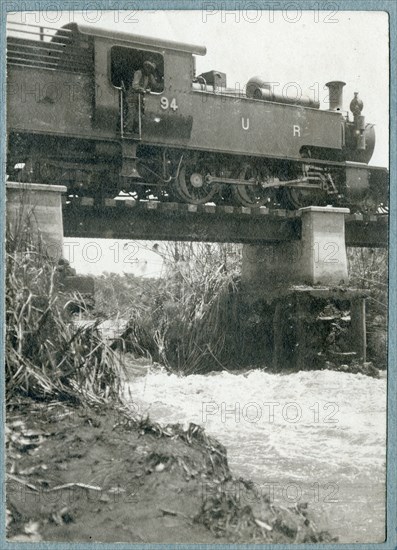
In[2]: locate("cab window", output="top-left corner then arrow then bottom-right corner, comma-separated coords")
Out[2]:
110,46 -> 164,93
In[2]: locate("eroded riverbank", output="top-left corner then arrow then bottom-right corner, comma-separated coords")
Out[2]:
125,366 -> 387,543
6,395 -> 335,544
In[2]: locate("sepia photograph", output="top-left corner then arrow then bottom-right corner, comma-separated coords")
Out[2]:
2,2 -> 395,547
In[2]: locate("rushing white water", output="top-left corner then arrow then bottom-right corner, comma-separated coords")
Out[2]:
125,368 -> 386,543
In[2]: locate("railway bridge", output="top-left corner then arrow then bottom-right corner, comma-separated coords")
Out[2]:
61,194 -> 388,248
6,182 -> 389,369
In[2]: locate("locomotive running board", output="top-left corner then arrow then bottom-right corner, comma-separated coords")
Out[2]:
205,175 -> 322,190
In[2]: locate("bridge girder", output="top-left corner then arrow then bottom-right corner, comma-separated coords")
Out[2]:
62,198 -> 388,248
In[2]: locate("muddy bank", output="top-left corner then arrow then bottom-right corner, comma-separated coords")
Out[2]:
125,364 -> 386,542
6,398 -> 335,544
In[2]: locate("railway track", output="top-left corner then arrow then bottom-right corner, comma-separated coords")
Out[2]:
62,196 -> 389,247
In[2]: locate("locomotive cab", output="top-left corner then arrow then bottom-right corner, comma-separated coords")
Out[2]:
57,23 -> 205,134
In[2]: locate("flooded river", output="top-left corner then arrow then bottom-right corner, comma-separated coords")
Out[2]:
125,368 -> 386,543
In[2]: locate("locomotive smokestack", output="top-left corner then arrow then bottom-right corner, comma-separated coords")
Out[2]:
325,81 -> 346,111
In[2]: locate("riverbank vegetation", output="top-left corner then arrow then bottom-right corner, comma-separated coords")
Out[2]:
95,243 -> 250,374
347,247 -> 388,369
5,233 -> 123,405
93,243 -> 388,374
5,234 -> 336,543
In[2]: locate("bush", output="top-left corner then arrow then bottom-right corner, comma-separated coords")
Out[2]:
347,247 -> 388,367
347,248 -> 388,316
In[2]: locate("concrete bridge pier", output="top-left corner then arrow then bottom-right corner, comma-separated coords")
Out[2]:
6,182 -> 94,297
6,182 -> 66,261
242,206 -> 350,294
241,206 -> 367,368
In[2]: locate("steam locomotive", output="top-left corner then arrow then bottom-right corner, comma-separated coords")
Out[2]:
6,22 -> 388,210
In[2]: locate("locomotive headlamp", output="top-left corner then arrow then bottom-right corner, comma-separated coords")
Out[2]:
350,92 -> 366,150
350,92 -> 364,116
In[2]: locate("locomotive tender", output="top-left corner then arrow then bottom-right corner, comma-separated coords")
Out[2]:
6,21 -> 388,209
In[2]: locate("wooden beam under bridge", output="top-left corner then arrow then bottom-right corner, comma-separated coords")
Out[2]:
62,197 -> 388,247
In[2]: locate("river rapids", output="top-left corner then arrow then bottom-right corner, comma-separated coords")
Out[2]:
125,368 -> 386,543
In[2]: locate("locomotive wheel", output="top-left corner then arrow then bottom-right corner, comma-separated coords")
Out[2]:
232,163 -> 276,207
174,162 -> 219,204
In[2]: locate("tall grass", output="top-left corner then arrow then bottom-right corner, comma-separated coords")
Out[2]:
97,243 -> 249,374
151,243 -> 242,374
5,227 -> 124,404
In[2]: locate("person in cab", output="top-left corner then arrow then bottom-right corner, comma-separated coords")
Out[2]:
124,61 -> 162,134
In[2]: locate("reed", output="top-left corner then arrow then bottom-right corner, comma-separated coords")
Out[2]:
156,243 -> 241,374
100,243 -> 246,374
5,229 -> 124,404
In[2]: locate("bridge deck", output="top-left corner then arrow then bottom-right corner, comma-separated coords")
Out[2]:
62,197 -> 388,247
